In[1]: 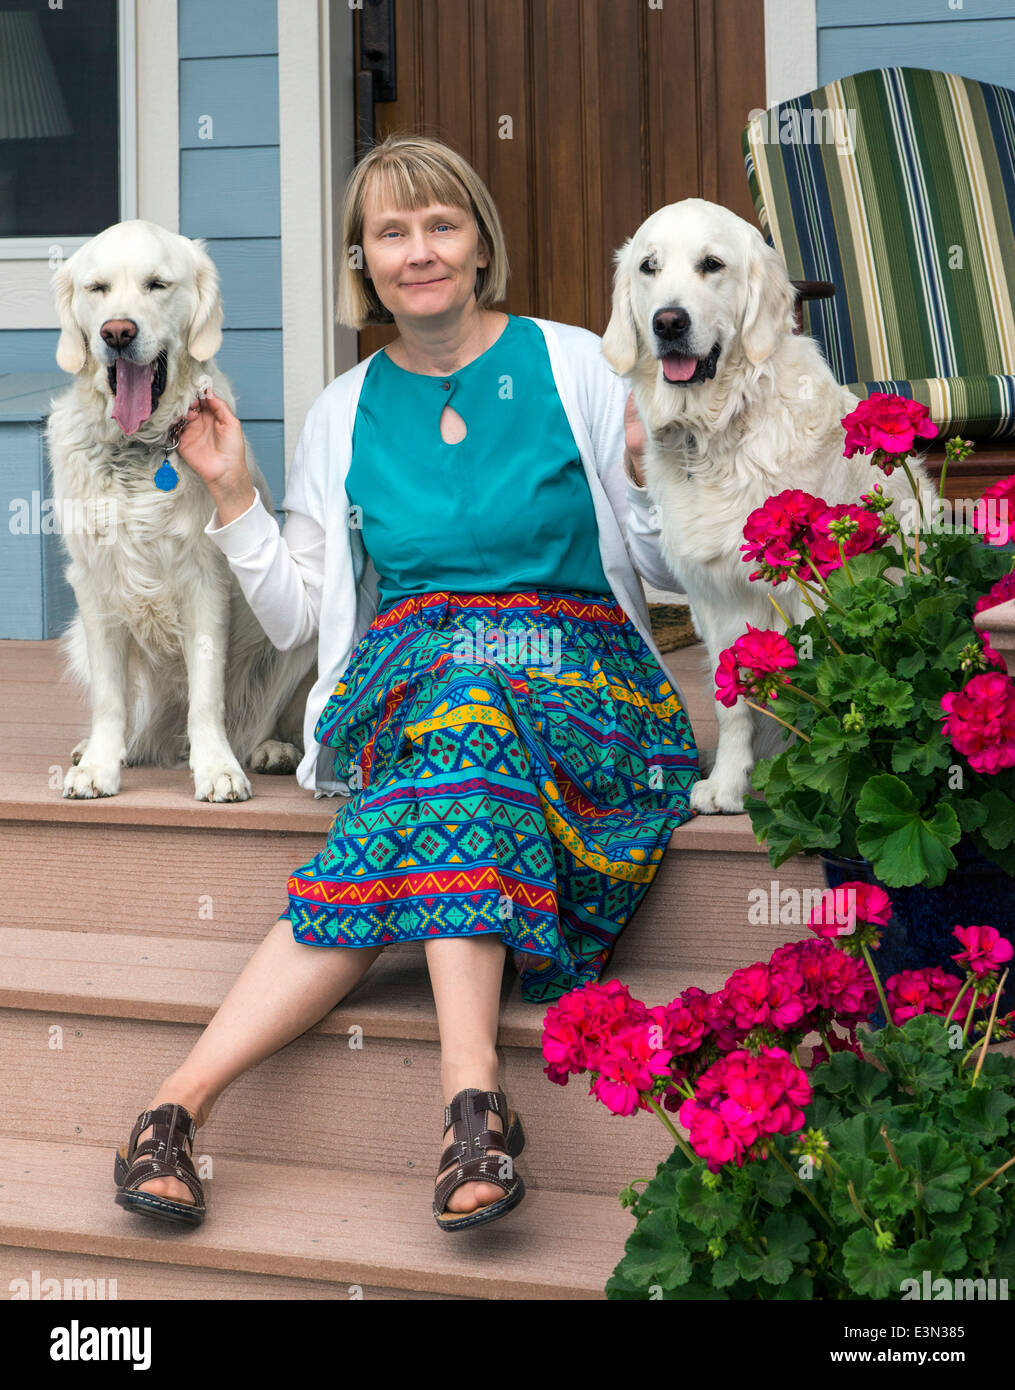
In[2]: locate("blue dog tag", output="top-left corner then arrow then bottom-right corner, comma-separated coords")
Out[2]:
154,458 -> 179,491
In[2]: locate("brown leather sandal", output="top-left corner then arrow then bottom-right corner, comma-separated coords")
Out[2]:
113,1102 -> 206,1227
433,1087 -> 525,1232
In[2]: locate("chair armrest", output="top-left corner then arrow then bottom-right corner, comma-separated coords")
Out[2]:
790,280 -> 835,334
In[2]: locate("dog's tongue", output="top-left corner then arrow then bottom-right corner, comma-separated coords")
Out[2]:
111,359 -> 155,434
662,353 -> 699,383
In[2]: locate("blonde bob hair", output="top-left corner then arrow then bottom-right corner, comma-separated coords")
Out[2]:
336,132 -> 510,329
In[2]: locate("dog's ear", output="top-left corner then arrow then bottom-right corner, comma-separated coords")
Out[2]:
740,231 -> 796,366
52,260 -> 87,374
186,237 -> 223,361
601,241 -> 640,376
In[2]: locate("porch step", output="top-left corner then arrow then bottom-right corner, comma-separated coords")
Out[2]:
0,636 -> 824,1299
0,1136 -> 632,1300
0,1245 -> 471,1300
0,931 -> 693,1195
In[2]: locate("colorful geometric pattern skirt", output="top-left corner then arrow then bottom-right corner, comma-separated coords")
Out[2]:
280,589 -> 700,1004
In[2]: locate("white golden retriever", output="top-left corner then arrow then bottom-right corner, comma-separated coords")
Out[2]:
47,219 -> 316,801
603,198 -> 934,814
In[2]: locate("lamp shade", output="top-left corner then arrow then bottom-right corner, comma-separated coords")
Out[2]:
0,11 -> 72,139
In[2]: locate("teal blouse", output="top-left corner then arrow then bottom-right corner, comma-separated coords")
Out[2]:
346,313 -> 613,611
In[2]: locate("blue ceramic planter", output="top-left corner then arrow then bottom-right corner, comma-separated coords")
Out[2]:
821,837 -> 1015,1017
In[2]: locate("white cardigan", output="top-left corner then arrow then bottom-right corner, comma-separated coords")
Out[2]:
203,315 -> 687,795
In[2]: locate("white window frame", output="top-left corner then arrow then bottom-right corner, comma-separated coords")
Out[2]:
0,0 -> 178,317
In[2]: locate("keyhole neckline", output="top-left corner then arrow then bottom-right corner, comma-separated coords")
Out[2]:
378,312 -> 513,380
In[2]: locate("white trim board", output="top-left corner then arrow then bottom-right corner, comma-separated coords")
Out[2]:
278,0 -> 358,471
0,0 -> 179,324
765,0 -> 818,106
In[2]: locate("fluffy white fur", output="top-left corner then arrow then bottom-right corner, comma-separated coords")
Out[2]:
46,219 -> 316,801
602,198 -> 935,814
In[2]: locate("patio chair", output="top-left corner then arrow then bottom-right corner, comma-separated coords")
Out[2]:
742,66 -> 1015,499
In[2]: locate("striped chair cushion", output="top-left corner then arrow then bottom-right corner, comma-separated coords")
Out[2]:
743,67 -> 1015,441
845,375 -> 1015,441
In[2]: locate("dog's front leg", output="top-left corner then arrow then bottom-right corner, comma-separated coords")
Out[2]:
63,604 -> 130,798
691,693 -> 756,814
686,598 -> 759,815
178,584 -> 252,802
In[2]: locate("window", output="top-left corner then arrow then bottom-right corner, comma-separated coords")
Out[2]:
0,0 -> 132,253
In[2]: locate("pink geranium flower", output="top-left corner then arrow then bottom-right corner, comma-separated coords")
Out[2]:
740,490 -> 828,582
679,1048 -> 812,1171
952,925 -> 1014,978
808,881 -> 894,942
885,967 -> 964,1023
714,626 -> 797,708
808,504 -> 888,577
541,978 -> 646,1084
973,474 -> 1015,547
940,671 -> 1015,774
841,393 -> 938,465
648,986 -> 712,1056
590,1018 -> 675,1116
771,938 -> 878,1024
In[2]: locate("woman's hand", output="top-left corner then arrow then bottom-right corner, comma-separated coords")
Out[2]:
623,389 -> 647,487
176,388 -> 251,497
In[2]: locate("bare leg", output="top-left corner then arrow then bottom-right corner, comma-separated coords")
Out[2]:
424,932 -> 510,1213
130,918 -> 384,1203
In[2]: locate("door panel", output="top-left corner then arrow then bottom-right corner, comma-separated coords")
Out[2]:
352,0 -> 766,357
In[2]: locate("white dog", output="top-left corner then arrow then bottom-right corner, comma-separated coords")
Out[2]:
47,219 -> 316,801
602,198 -> 934,814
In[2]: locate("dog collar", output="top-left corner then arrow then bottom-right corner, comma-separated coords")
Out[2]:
154,415 -> 188,491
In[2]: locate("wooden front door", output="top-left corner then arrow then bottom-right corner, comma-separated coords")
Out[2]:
353,0 -> 766,359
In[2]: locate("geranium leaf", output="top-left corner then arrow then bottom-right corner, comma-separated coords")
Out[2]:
947,1085 -> 1015,1141
842,1228 -> 912,1298
909,1230 -> 968,1275
988,1222 -> 1015,1281
855,774 -> 961,887
809,716 -> 868,764
811,1052 -> 894,1110
866,1164 -> 920,1218
617,1206 -> 693,1288
735,1213 -> 812,1285
892,1134 -> 970,1214
978,788 -> 1015,851
889,737 -> 952,777
675,1169 -> 743,1236
956,798 -> 988,832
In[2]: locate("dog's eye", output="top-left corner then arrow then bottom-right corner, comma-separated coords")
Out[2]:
87,284 -> 109,293
146,281 -> 169,291
638,256 -> 659,276
700,256 -> 724,274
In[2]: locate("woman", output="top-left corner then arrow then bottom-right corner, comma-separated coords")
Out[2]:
112,134 -> 699,1234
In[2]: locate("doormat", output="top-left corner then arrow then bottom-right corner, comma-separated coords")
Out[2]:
648,603 -> 698,652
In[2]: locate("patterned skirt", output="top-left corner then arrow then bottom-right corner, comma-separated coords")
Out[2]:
280,589 -> 700,1005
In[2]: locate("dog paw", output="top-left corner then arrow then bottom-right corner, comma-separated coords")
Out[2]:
249,739 -> 301,774
192,762 -> 252,802
690,775 -> 749,815
63,761 -> 121,798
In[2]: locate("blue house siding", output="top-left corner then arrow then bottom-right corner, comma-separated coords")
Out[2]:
178,0 -> 285,518
817,1 -> 1015,91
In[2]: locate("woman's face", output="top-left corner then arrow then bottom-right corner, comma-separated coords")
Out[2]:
359,179 -> 489,326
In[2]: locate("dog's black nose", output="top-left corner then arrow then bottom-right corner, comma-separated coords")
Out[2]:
652,307 -> 691,339
100,319 -> 138,350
